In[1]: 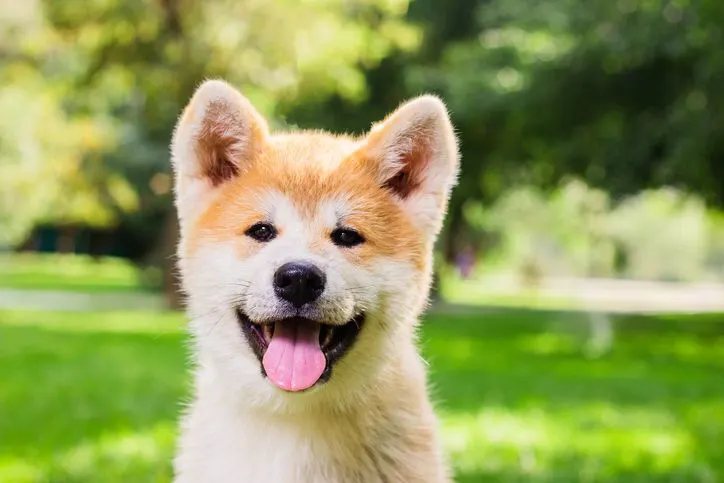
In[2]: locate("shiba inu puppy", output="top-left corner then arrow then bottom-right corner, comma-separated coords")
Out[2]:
170,79 -> 459,482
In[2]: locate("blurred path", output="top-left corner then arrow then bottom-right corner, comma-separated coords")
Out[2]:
445,276 -> 724,314
542,277 -> 724,313
0,288 -> 166,312
1,276 -> 723,314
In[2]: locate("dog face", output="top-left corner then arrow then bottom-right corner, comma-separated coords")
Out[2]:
171,80 -> 459,410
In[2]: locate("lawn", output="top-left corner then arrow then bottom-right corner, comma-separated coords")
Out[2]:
1,308 -> 723,482
0,254 -> 154,293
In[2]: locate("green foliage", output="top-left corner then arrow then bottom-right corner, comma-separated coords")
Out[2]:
467,179 -> 611,278
706,211 -> 724,277
4,0 -> 724,281
405,0 -> 724,218
0,0 -> 417,247
468,180 -> 724,282
0,76 -> 134,246
279,0 -> 724,272
1,309 -> 723,481
608,188 -> 709,281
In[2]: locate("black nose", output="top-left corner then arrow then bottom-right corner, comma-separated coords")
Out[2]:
273,262 -> 326,307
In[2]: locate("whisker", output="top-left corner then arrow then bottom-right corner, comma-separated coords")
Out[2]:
187,307 -> 227,323
206,313 -> 227,337
186,309 -> 233,338
190,301 -> 239,322
324,289 -> 374,297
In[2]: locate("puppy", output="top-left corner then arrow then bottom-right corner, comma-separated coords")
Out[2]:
170,79 -> 460,482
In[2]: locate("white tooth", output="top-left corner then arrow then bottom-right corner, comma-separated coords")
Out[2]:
322,327 -> 334,349
262,324 -> 273,343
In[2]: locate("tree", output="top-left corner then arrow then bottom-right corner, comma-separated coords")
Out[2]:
408,0 -> 724,214
0,0 -> 419,305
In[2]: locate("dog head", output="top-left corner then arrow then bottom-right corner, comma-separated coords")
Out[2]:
171,80 -> 459,411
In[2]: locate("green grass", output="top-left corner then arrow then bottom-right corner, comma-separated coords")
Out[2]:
1,308 -> 723,482
0,254 -> 154,293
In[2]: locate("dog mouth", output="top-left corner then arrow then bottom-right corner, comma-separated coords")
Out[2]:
236,309 -> 365,392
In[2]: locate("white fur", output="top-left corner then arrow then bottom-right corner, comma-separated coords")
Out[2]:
178,188 -> 415,413
175,198 -> 436,480
171,81 -> 459,483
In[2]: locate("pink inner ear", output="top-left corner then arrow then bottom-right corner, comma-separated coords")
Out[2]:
384,170 -> 412,197
382,128 -> 434,199
203,146 -> 240,186
195,101 -> 249,186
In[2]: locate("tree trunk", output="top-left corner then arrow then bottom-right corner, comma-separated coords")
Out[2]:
155,214 -> 184,310
429,269 -> 442,303
57,226 -> 77,254
443,205 -> 464,264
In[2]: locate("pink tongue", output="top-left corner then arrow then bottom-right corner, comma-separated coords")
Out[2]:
262,319 -> 326,392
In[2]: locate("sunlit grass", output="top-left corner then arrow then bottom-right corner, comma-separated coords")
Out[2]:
2,424 -> 177,483
0,253 -> 152,292
441,405 -> 696,480
1,309 -> 723,482
422,312 -> 724,481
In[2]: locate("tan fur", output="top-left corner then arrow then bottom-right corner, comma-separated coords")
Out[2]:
170,79 -> 460,483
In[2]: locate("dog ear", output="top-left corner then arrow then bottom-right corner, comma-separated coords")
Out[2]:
360,95 -> 460,234
171,79 -> 269,222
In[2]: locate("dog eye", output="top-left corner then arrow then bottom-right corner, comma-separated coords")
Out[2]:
245,222 -> 277,242
330,228 -> 365,247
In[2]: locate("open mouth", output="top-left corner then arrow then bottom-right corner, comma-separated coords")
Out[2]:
236,309 -> 365,392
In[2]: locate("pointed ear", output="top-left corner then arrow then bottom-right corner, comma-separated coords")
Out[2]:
170,79 -> 269,222
360,95 -> 460,234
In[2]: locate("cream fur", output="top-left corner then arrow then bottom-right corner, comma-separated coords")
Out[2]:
170,80 -> 460,483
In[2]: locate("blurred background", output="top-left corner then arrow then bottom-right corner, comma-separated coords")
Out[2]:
1,0 -> 723,481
